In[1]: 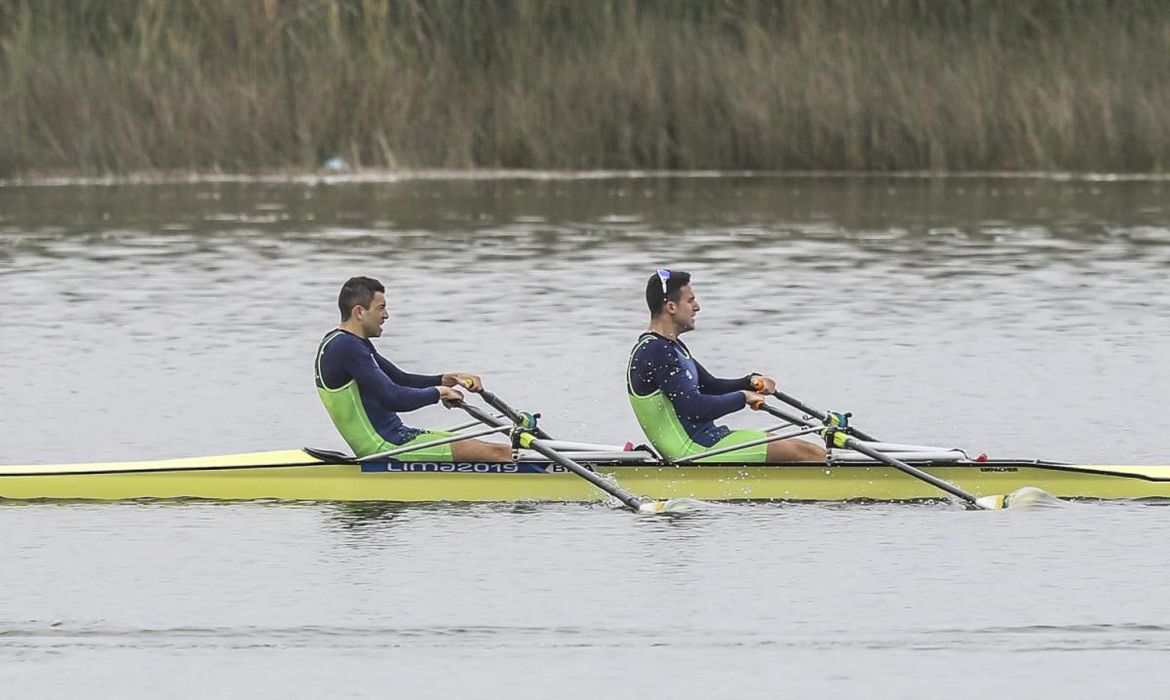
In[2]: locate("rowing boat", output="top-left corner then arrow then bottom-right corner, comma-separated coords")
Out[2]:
2,447 -> 1168,502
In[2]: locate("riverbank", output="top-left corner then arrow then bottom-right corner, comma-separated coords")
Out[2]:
2,0 -> 1168,176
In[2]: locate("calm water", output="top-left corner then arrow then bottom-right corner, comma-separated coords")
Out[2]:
2,173 -> 1170,696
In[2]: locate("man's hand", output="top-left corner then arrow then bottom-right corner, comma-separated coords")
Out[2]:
750,375 -> 776,395
443,373 -> 483,392
743,390 -> 767,409
437,385 -> 465,406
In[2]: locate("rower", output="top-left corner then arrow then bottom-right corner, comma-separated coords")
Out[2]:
626,269 -> 826,463
315,276 -> 512,461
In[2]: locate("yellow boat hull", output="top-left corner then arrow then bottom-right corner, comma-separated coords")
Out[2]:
2,449 -> 1169,502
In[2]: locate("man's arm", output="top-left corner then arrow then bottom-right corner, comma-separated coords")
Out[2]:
374,357 -> 487,395
373,354 -> 444,389
341,344 -> 440,411
653,345 -> 746,422
693,358 -> 755,395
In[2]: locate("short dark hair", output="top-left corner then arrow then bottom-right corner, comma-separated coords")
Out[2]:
338,276 -> 385,320
645,269 -> 691,315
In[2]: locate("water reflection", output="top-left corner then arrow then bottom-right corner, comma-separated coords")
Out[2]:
323,501 -> 576,542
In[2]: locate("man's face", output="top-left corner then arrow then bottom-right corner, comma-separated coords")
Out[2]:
355,291 -> 389,337
667,283 -> 700,333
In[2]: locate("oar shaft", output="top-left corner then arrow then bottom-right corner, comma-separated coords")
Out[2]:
770,389 -> 880,443
756,402 -> 980,507
838,433 -> 977,506
456,401 -> 647,512
527,436 -> 645,511
477,389 -> 554,440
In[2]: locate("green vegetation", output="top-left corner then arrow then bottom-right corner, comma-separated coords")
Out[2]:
2,0 -> 1168,175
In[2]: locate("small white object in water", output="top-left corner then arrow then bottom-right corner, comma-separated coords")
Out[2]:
975,486 -> 1064,510
322,156 -> 349,172
638,498 -> 706,514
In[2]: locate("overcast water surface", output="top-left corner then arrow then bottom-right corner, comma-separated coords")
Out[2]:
2,174 -> 1169,697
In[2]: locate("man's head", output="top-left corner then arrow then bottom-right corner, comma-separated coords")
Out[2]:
338,276 -> 388,338
645,269 -> 698,333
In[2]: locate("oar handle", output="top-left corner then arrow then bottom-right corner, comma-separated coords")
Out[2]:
755,402 -> 981,507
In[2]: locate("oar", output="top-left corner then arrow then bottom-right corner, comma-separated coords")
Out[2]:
753,399 -> 1049,510
454,397 -> 692,514
475,387 -> 554,440
752,379 -> 880,442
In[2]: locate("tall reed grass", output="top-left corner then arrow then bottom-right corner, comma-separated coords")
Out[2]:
1,0 -> 1168,175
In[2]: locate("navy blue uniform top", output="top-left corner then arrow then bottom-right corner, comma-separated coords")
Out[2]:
315,330 -> 442,444
626,332 -> 753,447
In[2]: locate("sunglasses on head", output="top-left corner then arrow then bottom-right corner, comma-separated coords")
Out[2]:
656,268 -> 671,298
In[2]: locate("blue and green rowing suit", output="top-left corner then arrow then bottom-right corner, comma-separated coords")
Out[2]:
315,329 -> 455,459
626,332 -> 767,462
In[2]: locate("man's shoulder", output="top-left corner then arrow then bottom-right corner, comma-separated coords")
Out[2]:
630,333 -> 685,361
630,332 -> 663,353
320,330 -> 372,356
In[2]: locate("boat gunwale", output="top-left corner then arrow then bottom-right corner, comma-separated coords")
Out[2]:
2,451 -> 1169,483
